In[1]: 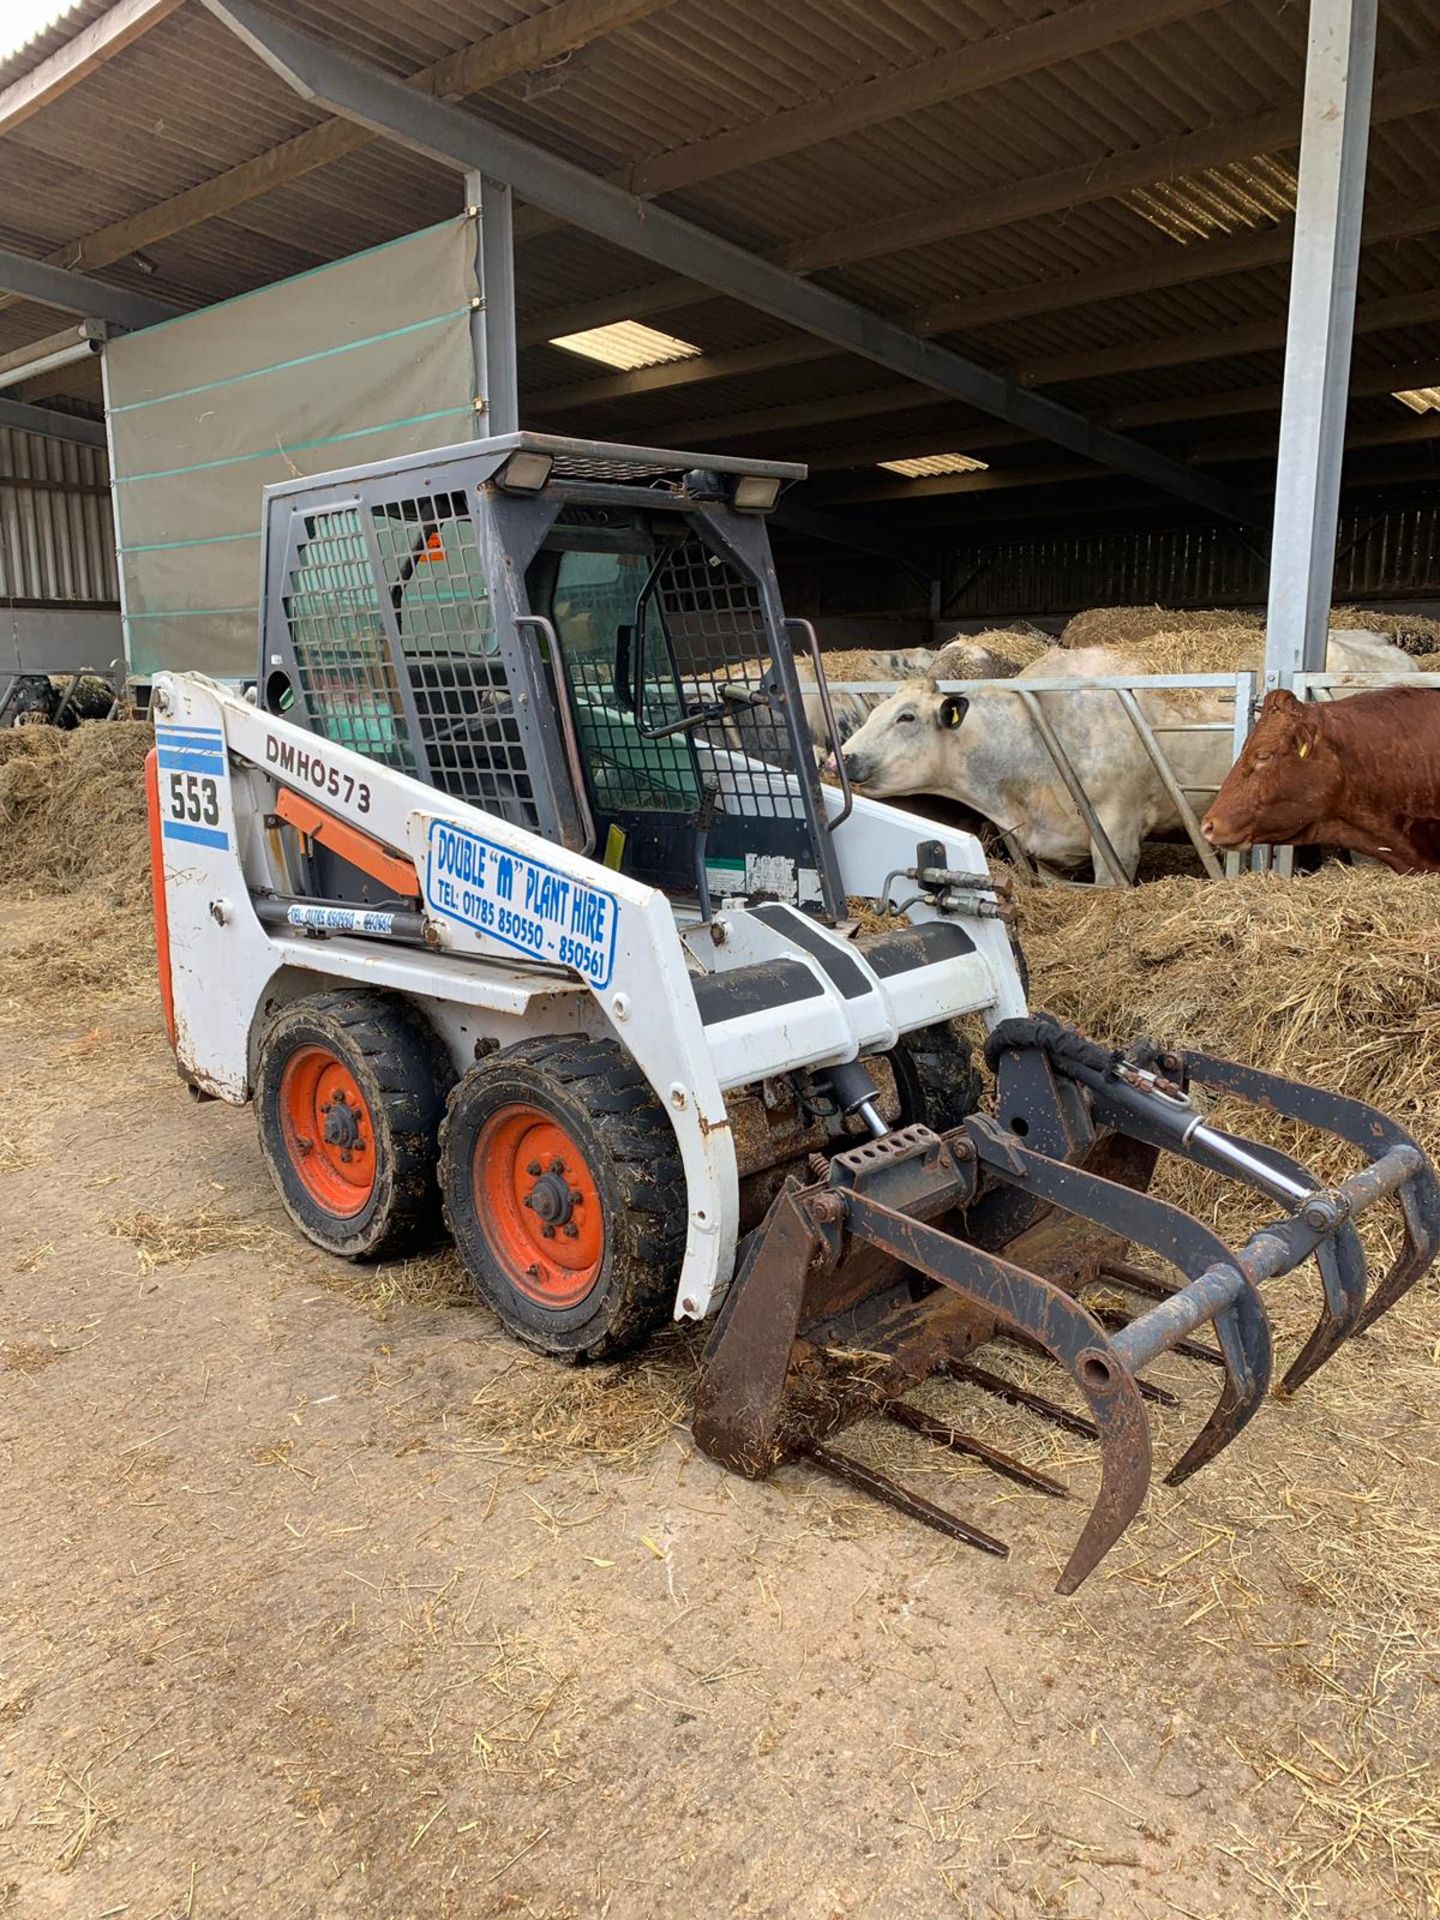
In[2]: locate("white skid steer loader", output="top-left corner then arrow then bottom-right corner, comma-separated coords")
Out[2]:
149,434 -> 1439,1591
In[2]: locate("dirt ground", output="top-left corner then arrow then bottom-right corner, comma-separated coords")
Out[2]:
2,884 -> 1438,1920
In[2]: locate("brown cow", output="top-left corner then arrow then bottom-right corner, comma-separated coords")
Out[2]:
1201,687 -> 1440,873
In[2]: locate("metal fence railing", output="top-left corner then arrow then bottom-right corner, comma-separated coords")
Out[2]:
832,669 -> 1436,886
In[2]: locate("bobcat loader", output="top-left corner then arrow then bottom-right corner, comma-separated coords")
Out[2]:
148,434 -> 1439,1592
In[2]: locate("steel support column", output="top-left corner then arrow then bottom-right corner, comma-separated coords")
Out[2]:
199,0 -> 1251,525
466,171 -> 518,436
1263,0 -> 1377,686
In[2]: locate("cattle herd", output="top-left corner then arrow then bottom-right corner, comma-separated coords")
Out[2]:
811,627 -> 1440,880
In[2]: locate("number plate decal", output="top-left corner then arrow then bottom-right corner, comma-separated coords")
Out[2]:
425,820 -> 619,989
156,725 -> 229,849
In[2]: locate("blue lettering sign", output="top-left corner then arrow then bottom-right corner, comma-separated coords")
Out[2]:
424,820 -> 619,988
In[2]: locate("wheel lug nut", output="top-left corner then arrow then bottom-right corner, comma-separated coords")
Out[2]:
562,1222 -> 579,1239
526,1161 -> 542,1177
522,1193 -> 534,1208
541,1224 -> 556,1239
549,1157 -> 565,1175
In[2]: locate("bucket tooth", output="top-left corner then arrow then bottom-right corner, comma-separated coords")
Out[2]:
880,1399 -> 1068,1497
803,1443 -> 1009,1558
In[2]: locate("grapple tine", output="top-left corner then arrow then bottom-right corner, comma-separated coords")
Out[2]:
1163,1284 -> 1274,1485
1279,1230 -> 1368,1396
1354,1178 -> 1440,1333
1182,1050 -> 1440,1354
881,1399 -> 1068,1497
841,1193 -> 1152,1596
947,1361 -> 1101,1440
967,1121 -> 1285,1494
804,1443 -> 1009,1558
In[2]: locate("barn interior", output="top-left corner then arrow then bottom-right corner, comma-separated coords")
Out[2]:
0,0 -> 1436,682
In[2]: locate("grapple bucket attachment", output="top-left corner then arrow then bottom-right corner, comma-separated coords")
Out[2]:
691,1015 -> 1440,1593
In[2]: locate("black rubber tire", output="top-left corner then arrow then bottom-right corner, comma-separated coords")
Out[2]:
887,1020 -> 985,1134
255,989 -> 453,1261
439,1034 -> 686,1363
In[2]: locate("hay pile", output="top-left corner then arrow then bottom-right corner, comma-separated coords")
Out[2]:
0,721 -> 151,898
1019,866 -> 1440,1208
0,721 -> 154,1023
1059,602 -> 1440,664
1021,866 -> 1440,1125
937,625 -> 1056,670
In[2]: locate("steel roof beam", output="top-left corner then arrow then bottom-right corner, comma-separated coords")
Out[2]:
0,396 -> 107,447
533,262 -> 1440,422
199,0 -> 1249,523
527,60 -> 1439,340
0,0 -> 676,307
913,191 -> 1440,338
622,0 -> 1230,199
662,361 -> 1440,463
0,248 -> 178,329
1020,285 -> 1440,387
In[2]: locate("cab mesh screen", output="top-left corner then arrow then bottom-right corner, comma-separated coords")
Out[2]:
370,495 -> 536,828
653,533 -> 798,808
284,507 -> 416,772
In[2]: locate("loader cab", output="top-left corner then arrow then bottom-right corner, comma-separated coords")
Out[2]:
258,434 -> 844,920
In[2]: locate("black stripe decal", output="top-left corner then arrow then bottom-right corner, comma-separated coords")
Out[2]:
860,920 -> 977,978
694,959 -> 826,1026
751,903 -> 870,1000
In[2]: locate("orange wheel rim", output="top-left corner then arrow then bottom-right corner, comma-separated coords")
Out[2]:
474,1105 -> 603,1308
279,1045 -> 377,1217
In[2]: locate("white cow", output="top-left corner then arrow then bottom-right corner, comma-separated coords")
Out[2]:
837,633 -> 1416,883
796,638 -> 1019,756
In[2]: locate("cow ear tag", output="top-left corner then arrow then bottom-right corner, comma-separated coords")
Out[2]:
1297,738 -> 1311,758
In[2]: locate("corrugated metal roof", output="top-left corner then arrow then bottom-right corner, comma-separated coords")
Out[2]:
0,0 -> 1435,528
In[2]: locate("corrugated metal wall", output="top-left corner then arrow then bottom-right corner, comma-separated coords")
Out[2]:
0,426 -> 117,606
939,503 -> 1440,618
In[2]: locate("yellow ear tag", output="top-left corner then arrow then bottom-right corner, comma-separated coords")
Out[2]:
1297,738 -> 1311,758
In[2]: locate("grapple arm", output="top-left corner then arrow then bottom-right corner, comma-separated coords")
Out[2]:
692,1013 -> 1440,1592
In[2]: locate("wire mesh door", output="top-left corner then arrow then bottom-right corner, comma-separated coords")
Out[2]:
268,484 -> 578,849
369,491 -> 540,831
537,515 -> 838,912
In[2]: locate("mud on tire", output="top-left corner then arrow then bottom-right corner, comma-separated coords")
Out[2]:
887,1020 -> 985,1134
439,1034 -> 686,1363
255,989 -> 453,1260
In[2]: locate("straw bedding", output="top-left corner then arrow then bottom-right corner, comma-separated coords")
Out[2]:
3,717 -> 1439,1909
1060,602 -> 1440,663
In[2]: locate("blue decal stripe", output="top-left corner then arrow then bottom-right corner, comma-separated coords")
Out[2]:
157,748 -> 226,773
155,725 -> 224,742
162,819 -> 230,850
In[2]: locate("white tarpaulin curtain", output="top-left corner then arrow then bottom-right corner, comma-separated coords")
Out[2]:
105,218 -> 478,678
